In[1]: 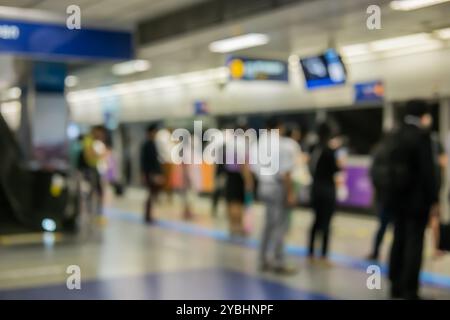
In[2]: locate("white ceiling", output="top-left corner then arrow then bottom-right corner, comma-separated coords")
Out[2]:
1,0 -> 449,89
70,0 -> 450,89
0,0 -> 207,27
138,0 -> 450,59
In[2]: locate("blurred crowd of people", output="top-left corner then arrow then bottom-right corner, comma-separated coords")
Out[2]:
73,99 -> 447,300
70,125 -> 121,225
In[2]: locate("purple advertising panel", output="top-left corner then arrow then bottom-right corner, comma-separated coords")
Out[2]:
337,165 -> 373,208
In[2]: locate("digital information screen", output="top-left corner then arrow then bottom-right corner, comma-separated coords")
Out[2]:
300,49 -> 346,89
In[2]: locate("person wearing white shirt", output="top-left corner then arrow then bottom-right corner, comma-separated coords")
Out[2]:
251,118 -> 297,275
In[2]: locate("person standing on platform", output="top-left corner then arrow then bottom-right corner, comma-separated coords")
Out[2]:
308,122 -> 342,264
78,125 -> 107,223
367,139 -> 394,261
224,125 -> 254,237
140,124 -> 164,224
211,128 -> 227,217
285,124 -> 308,228
156,127 -> 175,204
253,118 -> 297,274
429,132 -> 447,257
387,100 -> 439,300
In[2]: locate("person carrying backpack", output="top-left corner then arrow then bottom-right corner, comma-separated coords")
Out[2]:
386,100 -> 439,300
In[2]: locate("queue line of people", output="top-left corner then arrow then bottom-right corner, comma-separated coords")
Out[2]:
137,99 -> 447,299
367,100 -> 443,299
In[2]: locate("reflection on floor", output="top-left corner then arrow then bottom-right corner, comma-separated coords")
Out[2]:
0,269 -> 329,300
0,187 -> 449,300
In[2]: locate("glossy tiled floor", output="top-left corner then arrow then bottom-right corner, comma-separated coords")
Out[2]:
0,187 -> 449,300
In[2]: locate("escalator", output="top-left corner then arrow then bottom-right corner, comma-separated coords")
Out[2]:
0,112 -> 80,235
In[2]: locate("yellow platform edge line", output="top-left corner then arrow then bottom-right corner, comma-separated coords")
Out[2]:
0,232 -> 64,246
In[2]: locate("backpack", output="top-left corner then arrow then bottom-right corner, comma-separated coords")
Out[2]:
370,131 -> 412,202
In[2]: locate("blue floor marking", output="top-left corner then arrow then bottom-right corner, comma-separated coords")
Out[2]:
0,268 -> 331,300
104,208 -> 450,290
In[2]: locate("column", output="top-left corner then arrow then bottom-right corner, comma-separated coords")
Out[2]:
440,98 -> 450,222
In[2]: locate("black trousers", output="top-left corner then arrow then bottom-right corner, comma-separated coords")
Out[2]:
389,215 -> 427,299
370,202 -> 392,259
144,173 -> 161,222
309,183 -> 336,257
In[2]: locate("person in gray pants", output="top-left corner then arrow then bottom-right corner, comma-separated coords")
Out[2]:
254,118 -> 297,274
259,180 -> 292,272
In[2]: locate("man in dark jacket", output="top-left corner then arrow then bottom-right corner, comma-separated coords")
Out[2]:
388,100 -> 439,300
140,124 -> 164,223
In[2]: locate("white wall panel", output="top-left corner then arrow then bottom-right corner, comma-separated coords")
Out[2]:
70,47 -> 450,124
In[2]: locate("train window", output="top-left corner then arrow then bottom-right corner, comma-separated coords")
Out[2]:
393,102 -> 439,133
327,107 -> 383,155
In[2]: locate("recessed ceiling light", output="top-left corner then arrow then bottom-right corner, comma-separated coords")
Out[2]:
390,0 -> 450,11
209,33 -> 270,53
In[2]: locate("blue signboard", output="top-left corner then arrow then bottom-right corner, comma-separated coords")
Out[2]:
194,100 -> 209,115
0,19 -> 134,61
300,49 -> 346,89
354,80 -> 385,103
227,56 -> 288,82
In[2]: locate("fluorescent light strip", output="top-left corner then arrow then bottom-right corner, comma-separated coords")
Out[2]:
340,32 -> 445,60
68,67 -> 229,103
0,6 -> 66,23
342,54 -> 377,64
435,27 -> 450,39
370,33 -> 432,51
112,60 -> 151,76
209,33 -> 269,53
382,41 -> 444,58
344,41 -> 444,64
390,0 -> 450,11
340,44 -> 370,57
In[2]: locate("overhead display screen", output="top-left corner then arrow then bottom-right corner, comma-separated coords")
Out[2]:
300,49 -> 346,89
227,56 -> 288,82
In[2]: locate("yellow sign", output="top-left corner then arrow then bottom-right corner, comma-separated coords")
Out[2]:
229,59 -> 245,79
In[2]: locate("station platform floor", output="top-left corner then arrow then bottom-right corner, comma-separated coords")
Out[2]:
0,187 -> 449,300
